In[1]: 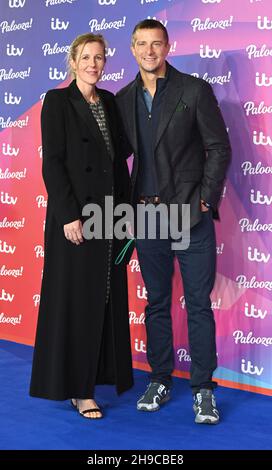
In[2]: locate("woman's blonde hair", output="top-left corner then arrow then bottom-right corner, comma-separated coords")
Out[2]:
67,33 -> 107,78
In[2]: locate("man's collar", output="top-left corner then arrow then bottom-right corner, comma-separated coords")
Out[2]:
136,61 -> 170,89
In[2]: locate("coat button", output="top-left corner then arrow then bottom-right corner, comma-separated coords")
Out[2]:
85,166 -> 92,172
82,137 -> 89,142
86,196 -> 92,202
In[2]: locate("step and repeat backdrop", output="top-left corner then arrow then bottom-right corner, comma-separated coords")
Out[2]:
0,0 -> 271,395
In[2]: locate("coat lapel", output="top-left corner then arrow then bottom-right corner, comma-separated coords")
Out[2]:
68,80 -> 111,157
154,67 -> 185,149
97,89 -> 115,161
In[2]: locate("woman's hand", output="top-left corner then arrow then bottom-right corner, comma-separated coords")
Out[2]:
64,219 -> 84,245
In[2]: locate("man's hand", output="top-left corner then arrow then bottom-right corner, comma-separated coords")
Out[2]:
64,219 -> 84,245
201,200 -> 209,212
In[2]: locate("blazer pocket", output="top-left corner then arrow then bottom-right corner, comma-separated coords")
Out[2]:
175,101 -> 189,113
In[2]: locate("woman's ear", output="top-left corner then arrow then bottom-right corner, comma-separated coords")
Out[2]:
70,59 -> 76,74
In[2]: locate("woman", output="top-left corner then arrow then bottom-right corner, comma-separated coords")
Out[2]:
30,33 -> 133,419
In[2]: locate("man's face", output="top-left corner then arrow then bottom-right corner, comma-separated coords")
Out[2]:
131,28 -> 170,75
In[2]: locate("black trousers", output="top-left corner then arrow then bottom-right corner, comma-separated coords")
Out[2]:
136,210 -> 217,394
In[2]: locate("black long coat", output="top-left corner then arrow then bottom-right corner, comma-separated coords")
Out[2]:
116,63 -> 231,228
30,80 -> 133,400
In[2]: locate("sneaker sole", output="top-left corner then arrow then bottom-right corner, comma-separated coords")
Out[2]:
137,394 -> 171,412
193,406 -> 219,424
195,415 -> 219,424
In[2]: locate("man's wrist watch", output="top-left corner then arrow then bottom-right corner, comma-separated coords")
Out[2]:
201,201 -> 212,209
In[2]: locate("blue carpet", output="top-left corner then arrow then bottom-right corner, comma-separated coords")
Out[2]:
1,340 -> 271,450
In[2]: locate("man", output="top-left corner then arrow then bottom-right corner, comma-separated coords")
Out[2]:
116,19 -> 231,424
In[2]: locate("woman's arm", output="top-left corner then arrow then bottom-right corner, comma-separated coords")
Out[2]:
41,90 -> 81,226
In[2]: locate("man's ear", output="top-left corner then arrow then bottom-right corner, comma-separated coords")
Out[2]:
130,45 -> 136,58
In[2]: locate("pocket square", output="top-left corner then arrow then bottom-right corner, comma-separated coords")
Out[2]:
176,101 -> 189,111
176,101 -> 189,112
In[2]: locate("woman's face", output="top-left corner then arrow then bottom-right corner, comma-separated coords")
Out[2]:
71,41 -> 105,87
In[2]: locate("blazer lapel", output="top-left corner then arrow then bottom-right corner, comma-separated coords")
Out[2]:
155,68 -> 185,149
123,81 -> 139,155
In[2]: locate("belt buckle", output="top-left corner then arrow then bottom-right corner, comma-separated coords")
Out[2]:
139,195 -> 161,205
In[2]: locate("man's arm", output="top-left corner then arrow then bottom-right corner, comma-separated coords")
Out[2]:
196,80 -> 231,209
115,92 -> 134,159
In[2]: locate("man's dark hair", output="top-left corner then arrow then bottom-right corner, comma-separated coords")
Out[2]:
131,19 -> 169,45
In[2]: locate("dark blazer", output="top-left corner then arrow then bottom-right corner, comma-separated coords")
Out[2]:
30,80 -> 133,400
116,63 -> 231,228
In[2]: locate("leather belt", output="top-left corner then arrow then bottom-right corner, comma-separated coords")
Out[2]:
139,195 -> 161,205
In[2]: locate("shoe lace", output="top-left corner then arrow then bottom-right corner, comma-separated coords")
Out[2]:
196,392 -> 217,408
146,383 -> 166,398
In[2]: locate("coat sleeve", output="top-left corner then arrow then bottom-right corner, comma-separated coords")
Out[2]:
196,80 -> 231,209
41,90 -> 81,226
